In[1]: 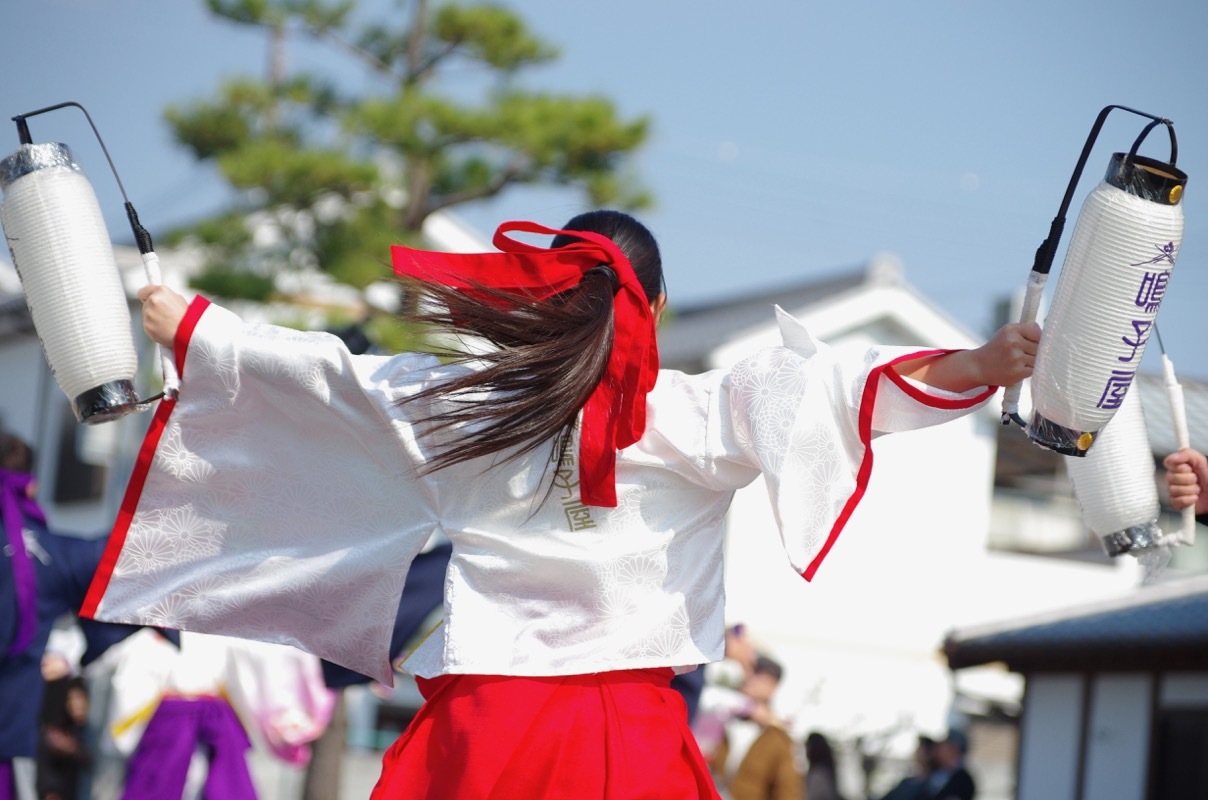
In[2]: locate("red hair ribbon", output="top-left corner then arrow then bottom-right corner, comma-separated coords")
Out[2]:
390,220 -> 659,507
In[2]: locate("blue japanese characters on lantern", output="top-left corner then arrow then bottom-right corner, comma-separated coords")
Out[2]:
1093,245 -> 1175,410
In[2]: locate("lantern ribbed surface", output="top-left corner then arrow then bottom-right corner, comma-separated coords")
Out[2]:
1031,175 -> 1184,439
0,146 -> 137,402
1065,386 -> 1159,539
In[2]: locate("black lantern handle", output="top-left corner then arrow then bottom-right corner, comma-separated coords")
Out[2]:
12,101 -> 154,255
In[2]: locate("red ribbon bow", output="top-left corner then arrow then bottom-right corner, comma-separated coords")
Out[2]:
390,220 -> 659,507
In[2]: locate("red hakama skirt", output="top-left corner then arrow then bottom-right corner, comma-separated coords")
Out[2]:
371,668 -> 720,799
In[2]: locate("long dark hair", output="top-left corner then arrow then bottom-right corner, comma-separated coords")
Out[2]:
398,209 -> 664,474
805,731 -> 837,772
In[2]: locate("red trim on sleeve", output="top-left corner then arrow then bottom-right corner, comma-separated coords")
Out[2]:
174,295 -> 211,377
881,350 -> 998,409
80,397 -> 175,617
81,296 -> 211,619
800,350 -> 996,582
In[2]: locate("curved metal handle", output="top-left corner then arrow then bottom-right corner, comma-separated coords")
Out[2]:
1125,117 -> 1178,167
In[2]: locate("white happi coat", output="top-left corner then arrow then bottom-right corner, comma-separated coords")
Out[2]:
83,298 -> 994,685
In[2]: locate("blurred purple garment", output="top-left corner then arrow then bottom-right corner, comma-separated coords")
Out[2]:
0,761 -> 12,800
0,469 -> 45,656
120,697 -> 256,800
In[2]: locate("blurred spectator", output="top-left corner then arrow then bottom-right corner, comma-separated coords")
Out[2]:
93,629 -> 334,800
802,731 -> 841,800
36,657 -> 90,800
878,735 -> 938,800
922,730 -> 975,800
728,721 -> 801,800
692,634 -> 780,778
707,653 -> 788,793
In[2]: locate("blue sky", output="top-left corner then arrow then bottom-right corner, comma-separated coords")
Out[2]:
3,0 -> 1206,377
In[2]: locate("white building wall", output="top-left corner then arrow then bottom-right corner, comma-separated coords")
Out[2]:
1082,673 -> 1152,800
1017,674 -> 1084,800
1011,672 -> 1208,800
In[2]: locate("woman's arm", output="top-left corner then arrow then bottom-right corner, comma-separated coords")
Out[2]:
893,321 -> 1041,392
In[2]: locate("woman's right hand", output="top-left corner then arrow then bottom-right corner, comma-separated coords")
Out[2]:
1164,447 -> 1208,516
137,285 -> 189,347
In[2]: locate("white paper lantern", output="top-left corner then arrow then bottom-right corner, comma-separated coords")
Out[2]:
1028,152 -> 1186,456
1065,385 -> 1163,557
0,142 -> 142,423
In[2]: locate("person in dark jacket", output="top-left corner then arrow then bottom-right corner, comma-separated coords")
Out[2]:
879,735 -> 937,800
922,730 -> 975,800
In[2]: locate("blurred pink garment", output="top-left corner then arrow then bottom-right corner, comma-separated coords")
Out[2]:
222,636 -> 336,766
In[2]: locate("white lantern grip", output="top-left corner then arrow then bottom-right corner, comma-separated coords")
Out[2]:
1001,270 -> 1047,425
125,202 -> 180,399
1161,351 -> 1196,545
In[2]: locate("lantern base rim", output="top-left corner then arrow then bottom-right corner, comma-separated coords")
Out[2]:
73,379 -> 149,424
1027,412 -> 1098,456
1100,522 -> 1165,558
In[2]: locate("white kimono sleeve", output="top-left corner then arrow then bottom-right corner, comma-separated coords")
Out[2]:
83,298 -> 443,685
726,306 -> 996,580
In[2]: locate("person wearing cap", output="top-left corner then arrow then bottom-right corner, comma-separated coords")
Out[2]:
922,730 -> 975,800
81,210 -> 1038,797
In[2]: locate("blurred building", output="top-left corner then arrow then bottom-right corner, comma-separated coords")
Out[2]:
945,573 -> 1208,800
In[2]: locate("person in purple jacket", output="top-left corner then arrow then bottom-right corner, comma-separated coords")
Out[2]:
0,431 -> 169,800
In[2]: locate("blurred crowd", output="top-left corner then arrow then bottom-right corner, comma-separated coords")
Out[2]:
687,625 -> 976,800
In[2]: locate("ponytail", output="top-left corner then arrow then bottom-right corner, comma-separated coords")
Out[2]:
399,268 -> 618,471
398,210 -> 663,478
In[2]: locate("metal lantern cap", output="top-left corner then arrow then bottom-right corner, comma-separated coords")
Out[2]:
1105,152 -> 1187,205
74,380 -> 144,424
0,142 -> 78,190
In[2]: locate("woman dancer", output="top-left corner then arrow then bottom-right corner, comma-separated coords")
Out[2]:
83,210 -> 1038,798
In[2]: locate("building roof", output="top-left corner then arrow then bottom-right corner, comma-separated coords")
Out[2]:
943,574 -> 1208,672
656,269 -> 868,371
